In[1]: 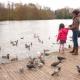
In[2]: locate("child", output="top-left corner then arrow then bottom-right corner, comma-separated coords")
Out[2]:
57,23 -> 69,54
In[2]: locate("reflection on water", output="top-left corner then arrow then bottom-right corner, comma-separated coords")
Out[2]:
0,20 -> 75,59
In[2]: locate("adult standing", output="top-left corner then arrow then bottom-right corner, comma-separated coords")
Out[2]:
69,9 -> 80,55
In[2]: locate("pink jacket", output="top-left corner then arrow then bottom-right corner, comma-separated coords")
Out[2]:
57,28 -> 69,41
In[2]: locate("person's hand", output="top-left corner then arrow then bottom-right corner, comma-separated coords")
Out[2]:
69,25 -> 72,28
68,25 -> 72,30
68,27 -> 70,30
56,40 -> 59,44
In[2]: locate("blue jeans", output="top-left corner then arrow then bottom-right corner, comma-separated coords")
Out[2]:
72,30 -> 78,48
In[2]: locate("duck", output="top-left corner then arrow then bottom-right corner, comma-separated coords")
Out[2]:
10,40 -> 18,46
26,58 -> 36,69
40,59 -> 45,65
0,46 -> 1,51
38,63 -> 44,68
51,61 -> 61,67
19,67 -> 24,73
51,67 -> 61,76
10,57 -> 18,61
57,56 -> 66,62
25,44 -> 30,51
68,45 -> 71,48
76,65 -> 80,73
9,54 -> 18,61
27,63 -> 36,69
2,54 -> 10,59
21,37 -> 24,39
30,42 -> 32,47
15,40 -> 18,46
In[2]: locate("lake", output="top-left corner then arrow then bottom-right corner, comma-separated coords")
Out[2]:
0,19 -> 79,59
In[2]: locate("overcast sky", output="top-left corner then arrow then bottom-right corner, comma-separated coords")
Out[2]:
0,0 -> 80,10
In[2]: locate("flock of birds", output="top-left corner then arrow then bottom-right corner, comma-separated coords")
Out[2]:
50,56 -> 80,76
9,34 -> 44,51
51,56 -> 66,76
0,33 -> 50,62
18,54 -> 80,76
0,34 -> 80,77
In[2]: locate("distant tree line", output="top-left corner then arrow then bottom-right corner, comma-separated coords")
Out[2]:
0,2 -> 73,21
55,8 -> 73,19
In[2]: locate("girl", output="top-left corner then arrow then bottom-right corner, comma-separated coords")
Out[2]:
57,23 -> 69,54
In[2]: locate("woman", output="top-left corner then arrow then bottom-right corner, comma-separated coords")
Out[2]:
69,9 -> 80,55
